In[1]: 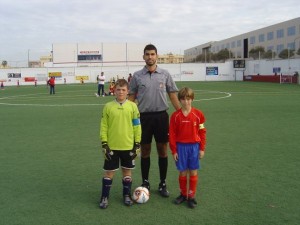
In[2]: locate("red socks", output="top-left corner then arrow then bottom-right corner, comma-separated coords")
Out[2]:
179,175 -> 198,198
188,175 -> 198,199
179,176 -> 187,197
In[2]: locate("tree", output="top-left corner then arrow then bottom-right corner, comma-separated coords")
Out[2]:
297,48 -> 300,56
249,46 -> 265,59
215,48 -> 232,62
278,49 -> 295,59
263,50 -> 276,59
1,60 -> 8,68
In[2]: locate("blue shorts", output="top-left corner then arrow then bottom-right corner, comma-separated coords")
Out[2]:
176,143 -> 200,171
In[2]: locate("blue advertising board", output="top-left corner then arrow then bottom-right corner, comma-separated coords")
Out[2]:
206,67 -> 218,75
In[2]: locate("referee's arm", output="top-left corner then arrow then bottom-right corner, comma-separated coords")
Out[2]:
168,92 -> 181,110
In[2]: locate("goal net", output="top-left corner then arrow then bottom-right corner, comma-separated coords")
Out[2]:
280,74 -> 293,84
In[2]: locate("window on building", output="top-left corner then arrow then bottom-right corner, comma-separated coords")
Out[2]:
237,40 -> 241,47
259,34 -> 265,42
287,26 -> 296,36
231,41 -> 236,48
276,29 -> 284,38
267,32 -> 274,40
250,36 -> 255,44
267,46 -> 274,51
77,54 -> 102,61
287,42 -> 295,50
276,44 -> 284,53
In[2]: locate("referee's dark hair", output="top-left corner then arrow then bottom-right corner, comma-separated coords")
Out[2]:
144,44 -> 157,54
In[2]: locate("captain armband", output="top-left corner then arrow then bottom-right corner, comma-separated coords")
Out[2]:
132,118 -> 141,126
199,123 -> 205,129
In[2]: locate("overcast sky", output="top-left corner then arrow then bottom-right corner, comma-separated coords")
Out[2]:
0,0 -> 299,66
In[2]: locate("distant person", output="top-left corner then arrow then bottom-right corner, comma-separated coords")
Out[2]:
128,44 -> 181,197
99,79 -> 141,209
127,73 -> 133,83
48,77 -> 55,95
108,81 -> 115,95
96,72 -> 105,97
169,87 -> 207,209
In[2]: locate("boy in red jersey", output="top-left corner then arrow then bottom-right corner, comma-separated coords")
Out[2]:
169,87 -> 206,208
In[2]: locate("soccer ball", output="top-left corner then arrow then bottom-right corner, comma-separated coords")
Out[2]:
132,187 -> 150,204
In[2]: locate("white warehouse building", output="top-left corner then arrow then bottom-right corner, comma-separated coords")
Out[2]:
49,42 -> 148,67
184,17 -> 300,62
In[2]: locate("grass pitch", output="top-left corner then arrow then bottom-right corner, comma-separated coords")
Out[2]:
0,81 -> 299,225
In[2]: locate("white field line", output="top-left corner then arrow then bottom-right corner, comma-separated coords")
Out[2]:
0,90 -> 231,106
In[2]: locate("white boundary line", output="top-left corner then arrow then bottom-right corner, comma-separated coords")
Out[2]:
0,90 -> 232,106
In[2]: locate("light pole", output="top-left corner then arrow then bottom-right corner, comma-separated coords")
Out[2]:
294,36 -> 300,57
27,49 -> 30,67
288,47 -> 291,75
294,36 -> 300,84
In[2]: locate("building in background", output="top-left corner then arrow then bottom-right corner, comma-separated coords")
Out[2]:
184,17 -> 300,62
47,42 -> 147,67
158,53 -> 184,64
28,61 -> 41,68
40,54 -> 53,67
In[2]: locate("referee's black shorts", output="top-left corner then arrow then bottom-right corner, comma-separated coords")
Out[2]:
140,110 -> 169,144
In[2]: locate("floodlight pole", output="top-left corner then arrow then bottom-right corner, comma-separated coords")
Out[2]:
294,36 -> 300,84
288,47 -> 291,75
27,49 -> 30,68
294,36 -> 300,52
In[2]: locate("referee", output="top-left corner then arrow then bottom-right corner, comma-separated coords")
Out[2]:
128,44 -> 181,197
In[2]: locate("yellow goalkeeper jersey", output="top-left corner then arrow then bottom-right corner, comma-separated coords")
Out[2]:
100,99 -> 141,150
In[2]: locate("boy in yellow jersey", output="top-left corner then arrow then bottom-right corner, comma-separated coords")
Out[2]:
99,79 -> 141,209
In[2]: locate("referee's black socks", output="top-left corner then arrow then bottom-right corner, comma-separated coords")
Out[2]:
141,157 -> 150,182
159,157 -> 168,184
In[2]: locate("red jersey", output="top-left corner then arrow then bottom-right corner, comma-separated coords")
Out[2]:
48,77 -> 55,86
169,107 -> 206,154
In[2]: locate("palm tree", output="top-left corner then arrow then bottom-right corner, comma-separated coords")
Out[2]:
1,60 -> 8,68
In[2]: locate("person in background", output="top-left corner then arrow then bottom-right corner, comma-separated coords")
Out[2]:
96,72 -> 105,97
48,77 -> 55,95
108,81 -> 115,95
127,73 -> 133,83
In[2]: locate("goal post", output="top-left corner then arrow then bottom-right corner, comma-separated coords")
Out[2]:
280,74 -> 293,84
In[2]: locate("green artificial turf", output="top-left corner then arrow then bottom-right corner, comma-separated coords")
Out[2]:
0,81 -> 299,225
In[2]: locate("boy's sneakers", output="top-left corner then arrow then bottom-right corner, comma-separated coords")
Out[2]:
141,180 -> 150,191
99,197 -> 108,209
123,195 -> 133,206
158,182 -> 169,197
174,194 -> 187,204
187,198 -> 197,209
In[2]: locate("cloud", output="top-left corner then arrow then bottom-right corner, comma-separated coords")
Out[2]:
0,0 -> 299,64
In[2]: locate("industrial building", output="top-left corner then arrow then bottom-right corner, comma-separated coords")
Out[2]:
184,17 -> 300,62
